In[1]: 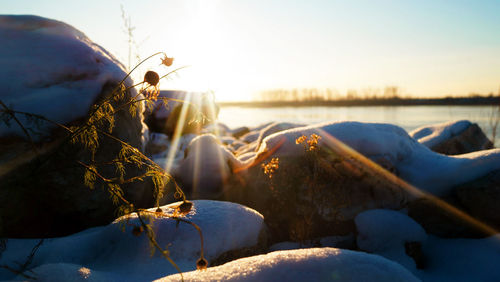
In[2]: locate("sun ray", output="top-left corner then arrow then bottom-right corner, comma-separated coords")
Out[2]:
163,92 -> 194,175
313,129 -> 499,237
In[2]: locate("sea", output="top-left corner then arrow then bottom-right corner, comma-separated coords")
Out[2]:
218,105 -> 499,144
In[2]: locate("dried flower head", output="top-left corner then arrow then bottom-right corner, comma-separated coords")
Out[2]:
295,135 -> 307,144
176,200 -> 193,216
295,134 -> 322,151
132,225 -> 143,236
144,71 -> 160,86
161,55 -> 174,67
196,257 -> 208,270
307,133 -> 322,151
262,157 -> 279,179
143,71 -> 160,100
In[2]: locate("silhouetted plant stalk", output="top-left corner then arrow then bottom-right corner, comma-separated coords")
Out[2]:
0,52 -> 207,280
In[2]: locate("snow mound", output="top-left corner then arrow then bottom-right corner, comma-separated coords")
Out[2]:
1,200 -> 264,281
409,120 -> 471,148
418,235 -> 500,282
355,209 -> 427,252
355,209 -> 427,271
0,15 -> 134,138
258,121 -> 500,196
159,248 -> 420,282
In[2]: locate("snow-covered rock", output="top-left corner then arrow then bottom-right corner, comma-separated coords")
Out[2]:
258,121 -> 500,196
144,90 -> 219,136
159,248 -> 420,282
410,120 -> 493,155
174,134 -> 244,198
0,15 -> 138,139
454,170 -> 500,231
1,200 -> 265,281
222,121 -> 500,242
0,15 -> 151,237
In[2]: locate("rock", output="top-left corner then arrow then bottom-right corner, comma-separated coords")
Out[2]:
144,90 -> 219,137
1,200 -> 266,281
174,134 -> 242,199
408,169 -> 500,238
432,124 -> 493,155
454,170 -> 500,231
410,120 -> 493,155
407,198 -> 485,238
405,241 -> 426,269
231,126 -> 250,139
224,146 -> 409,244
0,16 -> 154,237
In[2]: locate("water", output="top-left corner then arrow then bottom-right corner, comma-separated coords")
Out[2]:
218,105 -> 499,143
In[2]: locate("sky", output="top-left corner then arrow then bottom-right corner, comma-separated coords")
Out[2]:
3,0 -> 500,101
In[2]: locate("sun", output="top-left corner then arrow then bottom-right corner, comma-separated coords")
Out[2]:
155,1 -> 253,102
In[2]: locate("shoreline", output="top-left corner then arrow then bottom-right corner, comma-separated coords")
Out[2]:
219,96 -> 500,108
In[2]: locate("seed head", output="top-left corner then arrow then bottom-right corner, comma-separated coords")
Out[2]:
177,201 -> 193,215
161,55 -> 174,67
196,257 -> 208,270
144,71 -> 160,86
132,226 -> 143,236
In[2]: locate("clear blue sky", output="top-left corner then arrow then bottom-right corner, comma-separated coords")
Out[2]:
3,0 -> 500,101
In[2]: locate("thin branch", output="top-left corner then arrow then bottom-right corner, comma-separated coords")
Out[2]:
0,100 -> 39,154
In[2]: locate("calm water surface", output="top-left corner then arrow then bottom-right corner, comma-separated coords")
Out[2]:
219,105 -> 498,142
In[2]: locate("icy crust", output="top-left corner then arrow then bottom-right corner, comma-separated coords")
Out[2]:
258,121 -> 500,196
159,248 -> 420,282
409,120 -> 471,148
0,15 -> 136,138
1,200 -> 264,281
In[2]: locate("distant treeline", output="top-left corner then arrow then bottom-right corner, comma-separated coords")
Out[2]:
254,86 -> 405,102
219,87 -> 500,107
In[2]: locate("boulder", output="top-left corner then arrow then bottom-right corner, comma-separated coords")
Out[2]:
174,134 -> 243,199
144,90 -> 219,137
410,120 -> 493,155
1,200 -> 266,281
224,144 -> 409,244
407,198 -> 485,238
223,121 -> 500,242
454,170 -> 500,231
407,170 -> 500,238
0,15 -> 154,237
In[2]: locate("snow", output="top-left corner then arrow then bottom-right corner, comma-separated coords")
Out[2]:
355,212 -> 500,282
417,235 -> 500,282
0,15 -> 136,139
409,120 -> 472,148
159,248 -> 420,282
258,121 -> 500,196
355,209 -> 427,271
355,209 -> 427,252
1,200 -> 264,281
